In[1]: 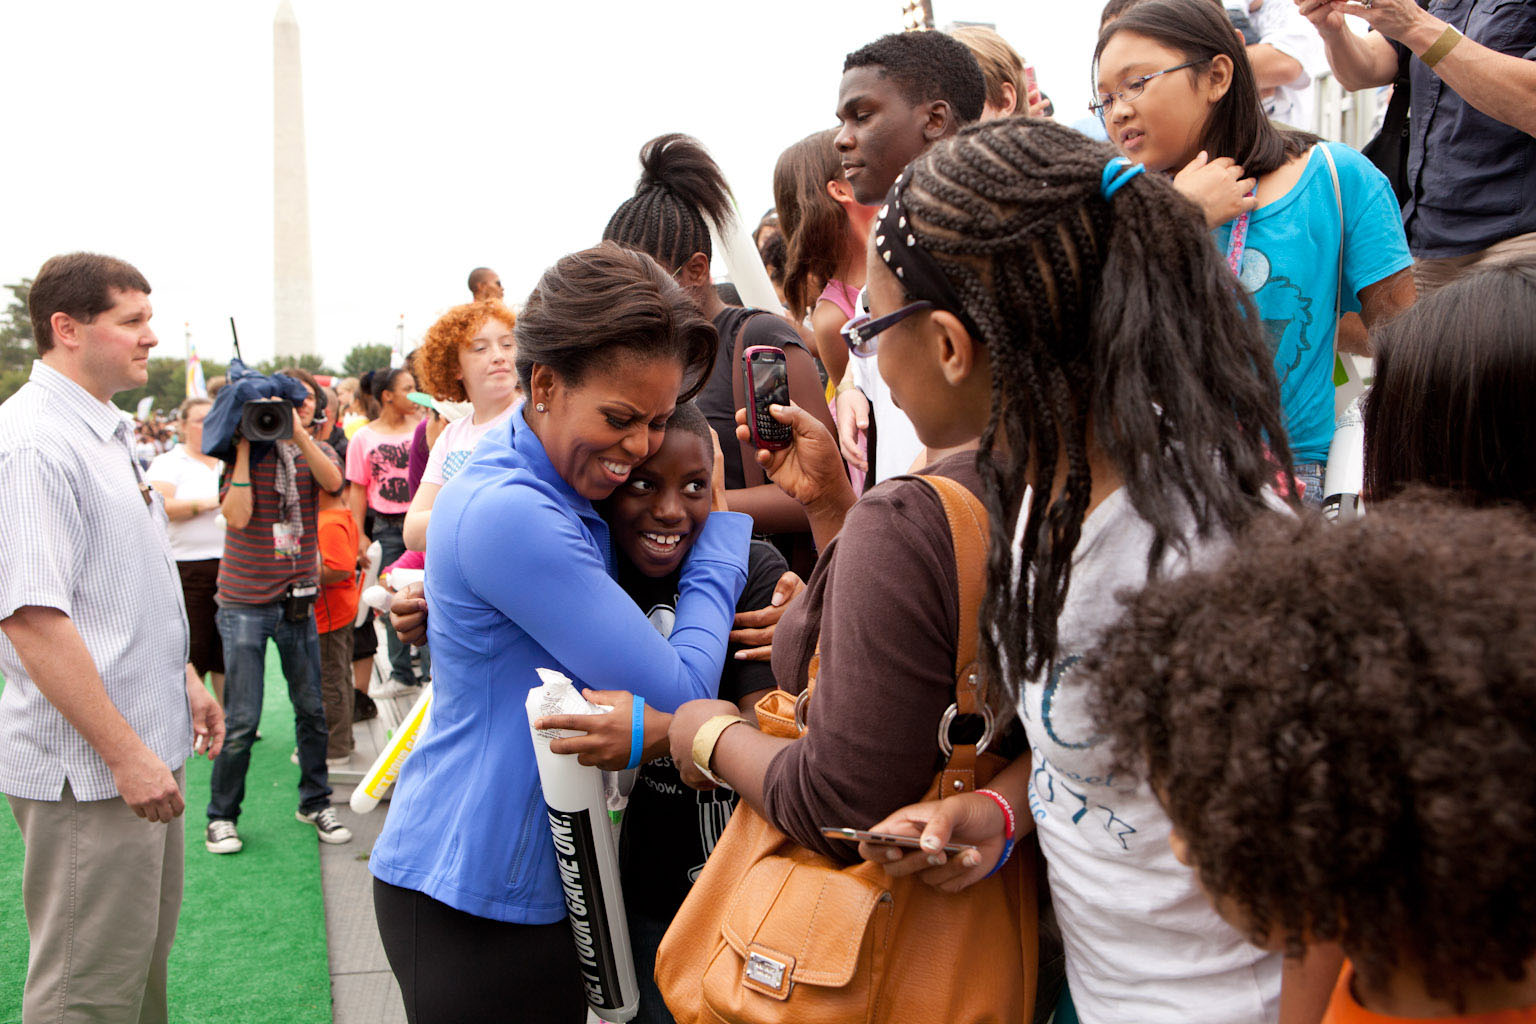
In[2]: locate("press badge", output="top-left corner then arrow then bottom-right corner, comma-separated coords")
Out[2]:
273,522 -> 302,559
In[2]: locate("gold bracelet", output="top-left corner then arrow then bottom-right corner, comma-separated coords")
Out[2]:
691,715 -> 746,787
1422,25 -> 1463,69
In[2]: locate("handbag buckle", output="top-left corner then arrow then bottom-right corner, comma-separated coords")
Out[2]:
792,689 -> 811,734
938,701 -> 994,757
743,947 -> 795,999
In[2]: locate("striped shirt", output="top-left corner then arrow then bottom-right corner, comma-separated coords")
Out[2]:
0,361 -> 192,802
216,435 -> 341,606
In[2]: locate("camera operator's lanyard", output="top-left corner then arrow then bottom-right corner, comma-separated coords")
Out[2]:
1225,192 -> 1257,278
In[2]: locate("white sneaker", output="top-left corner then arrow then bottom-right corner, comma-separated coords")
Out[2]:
296,806 -> 353,844
370,678 -> 422,700
206,819 -> 243,854
326,755 -> 352,769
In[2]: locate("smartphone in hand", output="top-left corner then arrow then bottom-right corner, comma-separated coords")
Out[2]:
821,826 -> 978,857
742,345 -> 792,451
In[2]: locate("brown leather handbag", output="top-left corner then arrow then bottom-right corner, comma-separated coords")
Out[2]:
655,475 -> 1038,1024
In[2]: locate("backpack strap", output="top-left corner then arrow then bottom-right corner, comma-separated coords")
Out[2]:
728,308 -> 771,489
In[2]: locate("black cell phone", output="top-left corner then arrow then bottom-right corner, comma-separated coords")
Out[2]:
742,346 -> 791,451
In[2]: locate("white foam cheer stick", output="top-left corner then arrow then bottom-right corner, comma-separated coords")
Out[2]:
527,668 -> 638,1022
349,684 -> 433,814
708,199 -> 784,316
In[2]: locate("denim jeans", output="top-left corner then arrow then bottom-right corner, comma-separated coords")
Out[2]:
372,516 -> 427,686
627,908 -> 677,1024
207,601 -> 332,821
1293,460 -> 1326,510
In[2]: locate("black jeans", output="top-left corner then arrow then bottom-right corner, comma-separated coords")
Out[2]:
373,877 -> 585,1024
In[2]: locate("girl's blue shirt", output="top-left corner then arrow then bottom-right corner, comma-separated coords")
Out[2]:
369,403 -> 752,922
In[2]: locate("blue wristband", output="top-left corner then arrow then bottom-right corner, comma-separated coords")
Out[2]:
982,836 -> 1017,880
625,696 -> 646,771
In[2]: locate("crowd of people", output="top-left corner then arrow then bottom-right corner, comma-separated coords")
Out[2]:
2,0 -> 1534,1022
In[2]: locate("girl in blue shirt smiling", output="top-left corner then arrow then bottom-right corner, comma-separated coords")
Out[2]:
369,243 -> 752,1024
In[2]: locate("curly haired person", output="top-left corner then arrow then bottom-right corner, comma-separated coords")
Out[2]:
1087,494 -> 1536,1023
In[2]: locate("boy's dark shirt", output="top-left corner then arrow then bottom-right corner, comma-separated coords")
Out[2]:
617,539 -> 785,919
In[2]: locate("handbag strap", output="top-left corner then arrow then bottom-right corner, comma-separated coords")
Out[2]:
796,473 -> 993,793
1318,143 -> 1355,396
727,308 -> 770,489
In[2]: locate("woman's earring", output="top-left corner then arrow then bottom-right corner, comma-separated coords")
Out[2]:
535,402 -> 547,413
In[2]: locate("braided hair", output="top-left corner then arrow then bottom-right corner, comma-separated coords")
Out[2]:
603,133 -> 734,273
896,118 -> 1291,711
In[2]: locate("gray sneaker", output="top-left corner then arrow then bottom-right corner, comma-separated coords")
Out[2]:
205,819 -> 243,854
296,806 -> 353,844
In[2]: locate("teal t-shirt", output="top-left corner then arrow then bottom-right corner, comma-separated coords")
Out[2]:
1213,142 -> 1412,462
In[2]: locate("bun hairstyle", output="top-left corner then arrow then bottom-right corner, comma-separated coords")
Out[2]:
368,367 -> 410,403
514,241 -> 718,404
892,118 -> 1289,711
602,134 -> 735,273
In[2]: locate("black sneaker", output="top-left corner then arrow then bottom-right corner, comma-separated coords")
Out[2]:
353,690 -> 378,721
206,819 -> 243,854
296,806 -> 353,844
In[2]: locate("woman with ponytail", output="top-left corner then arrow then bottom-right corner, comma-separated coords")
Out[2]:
603,134 -> 836,572
670,118 -> 1324,1022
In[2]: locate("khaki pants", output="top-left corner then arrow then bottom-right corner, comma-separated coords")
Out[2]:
1413,231 -> 1536,295
6,768 -> 185,1024
319,624 -> 355,760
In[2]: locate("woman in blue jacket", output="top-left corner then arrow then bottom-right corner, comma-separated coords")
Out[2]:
369,243 -> 752,1023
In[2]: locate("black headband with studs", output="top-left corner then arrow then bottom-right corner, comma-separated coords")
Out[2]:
872,172 -> 984,342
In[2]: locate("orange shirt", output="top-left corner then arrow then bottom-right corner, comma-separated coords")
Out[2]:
315,507 -> 360,634
1324,963 -> 1536,1024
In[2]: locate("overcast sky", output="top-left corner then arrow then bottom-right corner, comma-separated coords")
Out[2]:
2,1 -> 1105,369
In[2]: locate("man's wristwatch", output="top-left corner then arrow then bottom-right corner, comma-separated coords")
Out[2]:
691,715 -> 747,787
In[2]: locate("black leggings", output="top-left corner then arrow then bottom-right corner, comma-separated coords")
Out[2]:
373,877 -> 586,1024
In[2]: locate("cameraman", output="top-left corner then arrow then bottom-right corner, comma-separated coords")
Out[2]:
205,366 -> 352,855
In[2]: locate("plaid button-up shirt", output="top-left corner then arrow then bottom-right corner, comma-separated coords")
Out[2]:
0,361 -> 190,802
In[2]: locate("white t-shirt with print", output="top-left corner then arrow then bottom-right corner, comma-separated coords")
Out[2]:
146,445 -> 225,561
1016,488 -> 1282,1024
421,404 -> 515,488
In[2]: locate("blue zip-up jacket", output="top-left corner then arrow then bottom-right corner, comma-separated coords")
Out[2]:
369,403 -> 752,922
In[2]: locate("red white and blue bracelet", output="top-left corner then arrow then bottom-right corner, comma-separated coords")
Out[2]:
976,788 -> 1017,878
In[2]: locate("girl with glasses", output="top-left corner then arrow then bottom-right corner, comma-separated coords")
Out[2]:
1095,0 -> 1416,506
670,115 -> 1341,1021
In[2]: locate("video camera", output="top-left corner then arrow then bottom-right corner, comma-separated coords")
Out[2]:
240,397 -> 293,442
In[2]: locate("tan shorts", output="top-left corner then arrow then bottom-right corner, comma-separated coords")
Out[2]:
1413,231 -> 1536,296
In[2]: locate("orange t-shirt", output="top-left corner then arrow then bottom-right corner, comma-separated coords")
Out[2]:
315,507 -> 360,634
1324,963 -> 1536,1024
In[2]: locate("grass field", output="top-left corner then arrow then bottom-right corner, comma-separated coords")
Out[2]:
1,650 -> 332,1023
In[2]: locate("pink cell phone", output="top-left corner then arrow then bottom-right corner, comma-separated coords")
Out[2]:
821,827 -> 977,856
741,345 -> 791,451
1023,62 -> 1039,100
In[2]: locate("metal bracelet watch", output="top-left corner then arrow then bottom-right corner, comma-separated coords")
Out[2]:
690,714 -> 746,788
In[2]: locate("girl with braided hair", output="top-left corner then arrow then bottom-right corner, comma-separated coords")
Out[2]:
602,134 -> 836,576
1094,0 -> 1416,506
669,117 -> 1327,1022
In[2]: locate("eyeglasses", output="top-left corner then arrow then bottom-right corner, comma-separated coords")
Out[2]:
1089,60 -> 1205,121
840,300 -> 934,358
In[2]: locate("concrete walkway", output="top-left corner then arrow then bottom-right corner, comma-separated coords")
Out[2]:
321,777 -> 405,1024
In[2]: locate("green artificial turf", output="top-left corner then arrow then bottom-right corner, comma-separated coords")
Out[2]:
1,650 -> 332,1023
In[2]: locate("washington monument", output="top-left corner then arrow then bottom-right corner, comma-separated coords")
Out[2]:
274,0 -> 316,358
